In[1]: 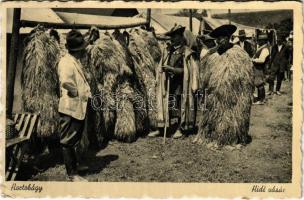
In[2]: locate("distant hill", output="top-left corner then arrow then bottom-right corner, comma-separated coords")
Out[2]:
212,10 -> 293,28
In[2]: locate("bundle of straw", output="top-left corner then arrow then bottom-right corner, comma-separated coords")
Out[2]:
199,45 -> 254,145
22,25 -> 61,137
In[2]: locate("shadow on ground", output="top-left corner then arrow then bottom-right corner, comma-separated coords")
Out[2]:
16,81 -> 292,182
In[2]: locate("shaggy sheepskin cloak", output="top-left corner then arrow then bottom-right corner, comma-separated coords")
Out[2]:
199,44 -> 254,145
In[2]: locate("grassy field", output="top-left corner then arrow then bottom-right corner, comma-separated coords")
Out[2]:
17,80 -> 292,183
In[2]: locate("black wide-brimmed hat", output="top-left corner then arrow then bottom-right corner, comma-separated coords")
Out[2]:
238,29 -> 246,37
210,24 -> 237,38
66,29 -> 87,52
165,24 -> 186,37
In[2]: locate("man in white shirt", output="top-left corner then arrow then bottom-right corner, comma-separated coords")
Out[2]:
252,33 -> 270,105
58,30 -> 91,181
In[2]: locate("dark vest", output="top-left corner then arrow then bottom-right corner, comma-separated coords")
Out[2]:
168,45 -> 185,95
237,40 -> 254,57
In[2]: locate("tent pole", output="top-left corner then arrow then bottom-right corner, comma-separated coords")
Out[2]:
228,9 -> 231,24
146,8 -> 151,30
189,9 -> 193,32
198,16 -> 204,35
6,8 -> 21,118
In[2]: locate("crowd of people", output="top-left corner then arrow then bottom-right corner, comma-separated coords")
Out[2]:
55,23 -> 292,181
247,30 -> 292,104
199,27 -> 293,104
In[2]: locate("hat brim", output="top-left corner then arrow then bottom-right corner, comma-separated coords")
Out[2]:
238,34 -> 246,37
198,34 -> 214,41
165,27 -> 186,37
210,24 -> 237,38
66,41 -> 88,52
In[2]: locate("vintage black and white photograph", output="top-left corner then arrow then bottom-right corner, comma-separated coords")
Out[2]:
4,6 -> 297,187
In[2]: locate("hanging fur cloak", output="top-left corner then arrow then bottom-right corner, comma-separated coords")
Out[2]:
22,26 -> 61,137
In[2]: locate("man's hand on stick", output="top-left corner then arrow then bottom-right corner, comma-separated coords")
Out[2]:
162,65 -> 174,73
162,65 -> 183,75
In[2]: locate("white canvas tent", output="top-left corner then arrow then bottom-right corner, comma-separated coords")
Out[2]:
7,8 -> 64,34
202,17 -> 256,37
7,8 -> 147,34
135,12 -> 256,37
56,12 -> 147,29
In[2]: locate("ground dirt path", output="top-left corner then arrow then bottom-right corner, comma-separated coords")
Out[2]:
25,81 -> 292,182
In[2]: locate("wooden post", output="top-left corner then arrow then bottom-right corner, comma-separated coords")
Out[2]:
6,8 -> 21,118
198,16 -> 204,35
228,9 -> 231,24
146,8 -> 151,30
189,9 -> 193,32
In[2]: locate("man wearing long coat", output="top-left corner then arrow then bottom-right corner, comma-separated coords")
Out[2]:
58,30 -> 91,181
149,25 -> 199,139
268,33 -> 290,95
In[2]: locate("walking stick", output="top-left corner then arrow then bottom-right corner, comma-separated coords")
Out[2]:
163,75 -> 170,145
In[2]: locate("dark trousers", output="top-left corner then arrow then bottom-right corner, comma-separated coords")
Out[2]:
286,70 -> 292,81
168,94 -> 181,120
59,113 -> 85,176
257,85 -> 265,102
269,72 -> 285,92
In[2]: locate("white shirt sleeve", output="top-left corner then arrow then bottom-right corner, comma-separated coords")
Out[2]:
253,48 -> 269,64
240,41 -> 244,49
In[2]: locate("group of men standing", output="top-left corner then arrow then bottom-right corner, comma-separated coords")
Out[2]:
200,28 -> 292,105
242,30 -> 292,105
56,23 -> 292,181
200,27 -> 292,105
151,24 -> 293,141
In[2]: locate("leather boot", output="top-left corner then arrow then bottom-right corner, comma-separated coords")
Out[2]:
62,147 -> 78,176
